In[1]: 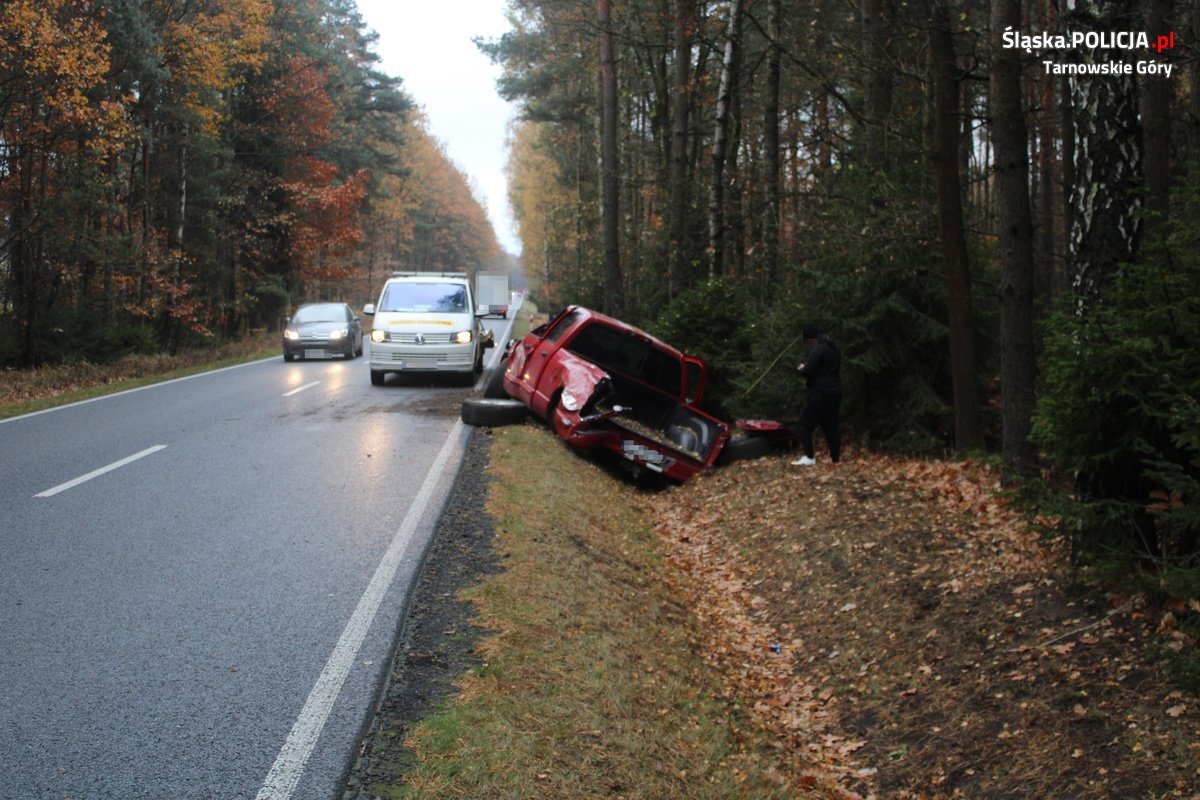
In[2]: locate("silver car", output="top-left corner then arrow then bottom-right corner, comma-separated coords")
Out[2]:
282,302 -> 364,361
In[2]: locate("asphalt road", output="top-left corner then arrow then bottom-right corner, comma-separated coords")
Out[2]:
0,318 -> 511,800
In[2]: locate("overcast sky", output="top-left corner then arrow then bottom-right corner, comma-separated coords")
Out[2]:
354,0 -> 520,255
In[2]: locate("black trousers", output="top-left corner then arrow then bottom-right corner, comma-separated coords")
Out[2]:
797,390 -> 842,462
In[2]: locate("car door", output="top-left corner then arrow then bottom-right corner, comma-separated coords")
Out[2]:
511,308 -> 583,414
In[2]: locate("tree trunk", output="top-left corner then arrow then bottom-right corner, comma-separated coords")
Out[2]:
667,0 -> 693,299
929,3 -> 982,454
1140,0 -> 1172,230
862,0 -> 895,169
598,0 -> 624,315
1066,0 -> 1142,303
991,0 -> 1038,479
762,0 -> 781,295
707,0 -> 742,279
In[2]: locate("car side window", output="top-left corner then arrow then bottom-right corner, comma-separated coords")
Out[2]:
543,309 -> 582,344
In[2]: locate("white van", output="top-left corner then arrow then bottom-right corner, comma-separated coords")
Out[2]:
363,272 -> 494,385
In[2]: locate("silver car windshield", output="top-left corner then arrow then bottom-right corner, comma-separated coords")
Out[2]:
292,304 -> 346,323
379,283 -> 467,313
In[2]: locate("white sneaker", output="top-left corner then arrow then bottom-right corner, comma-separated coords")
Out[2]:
791,455 -> 816,466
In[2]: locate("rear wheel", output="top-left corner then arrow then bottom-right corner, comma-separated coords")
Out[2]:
716,435 -> 772,466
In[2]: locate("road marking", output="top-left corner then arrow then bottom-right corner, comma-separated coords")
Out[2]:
282,381 -> 321,397
255,418 -> 465,800
34,445 -> 168,498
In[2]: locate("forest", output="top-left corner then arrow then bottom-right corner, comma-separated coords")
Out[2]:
2,1 -> 1197,571
489,0 -> 1200,572
0,0 -> 503,367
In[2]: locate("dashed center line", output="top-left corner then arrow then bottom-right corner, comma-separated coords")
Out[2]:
34,445 -> 168,498
282,382 -> 321,397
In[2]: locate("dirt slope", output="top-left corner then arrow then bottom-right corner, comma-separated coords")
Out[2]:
649,449 -> 1199,798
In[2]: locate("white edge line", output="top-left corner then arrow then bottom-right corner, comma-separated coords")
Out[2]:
255,418 -> 465,800
34,445 -> 168,498
1,356 -> 278,426
282,381 -> 321,398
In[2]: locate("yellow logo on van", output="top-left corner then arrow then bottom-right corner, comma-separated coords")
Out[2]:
388,318 -> 455,327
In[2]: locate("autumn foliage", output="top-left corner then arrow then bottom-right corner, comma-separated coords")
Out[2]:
0,0 -> 502,367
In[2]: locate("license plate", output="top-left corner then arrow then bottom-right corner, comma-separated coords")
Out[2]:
304,349 -> 326,359
403,357 -> 437,369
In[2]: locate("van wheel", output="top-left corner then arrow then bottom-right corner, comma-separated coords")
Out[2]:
370,370 -> 385,386
461,398 -> 527,427
716,435 -> 772,466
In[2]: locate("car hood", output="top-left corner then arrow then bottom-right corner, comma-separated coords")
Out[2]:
290,321 -> 348,335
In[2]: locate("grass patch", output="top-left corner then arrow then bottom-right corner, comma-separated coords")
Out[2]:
0,334 -> 279,419
395,424 -> 795,799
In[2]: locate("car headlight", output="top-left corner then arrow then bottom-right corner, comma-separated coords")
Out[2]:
284,329 -> 299,340
371,329 -> 387,343
452,330 -> 473,345
329,328 -> 347,340
560,391 -> 581,411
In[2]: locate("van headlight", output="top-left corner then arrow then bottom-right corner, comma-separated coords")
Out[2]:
452,330 -> 473,345
371,329 -> 387,343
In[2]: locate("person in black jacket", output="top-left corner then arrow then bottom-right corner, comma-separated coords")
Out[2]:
792,325 -> 842,465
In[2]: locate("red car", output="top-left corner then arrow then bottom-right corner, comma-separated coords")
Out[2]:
502,306 -> 731,482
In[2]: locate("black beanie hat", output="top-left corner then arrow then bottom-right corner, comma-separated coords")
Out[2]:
803,325 -> 821,340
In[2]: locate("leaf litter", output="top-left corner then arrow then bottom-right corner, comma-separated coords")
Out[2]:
647,449 -> 1199,799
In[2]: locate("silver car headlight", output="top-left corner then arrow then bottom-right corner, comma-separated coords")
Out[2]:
329,328 -> 347,340
452,330 -> 473,345
284,329 -> 300,340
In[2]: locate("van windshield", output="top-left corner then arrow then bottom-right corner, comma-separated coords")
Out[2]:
378,282 -> 467,313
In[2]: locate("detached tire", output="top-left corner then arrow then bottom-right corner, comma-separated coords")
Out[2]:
716,434 -> 772,466
461,398 -> 527,427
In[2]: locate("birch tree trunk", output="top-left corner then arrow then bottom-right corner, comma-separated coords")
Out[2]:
708,0 -> 742,279
1066,0 -> 1142,303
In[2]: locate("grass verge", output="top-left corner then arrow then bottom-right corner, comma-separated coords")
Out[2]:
0,334 -> 279,419
393,424 -> 798,799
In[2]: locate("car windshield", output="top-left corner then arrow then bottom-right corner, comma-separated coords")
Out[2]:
379,282 -> 467,313
292,304 -> 346,323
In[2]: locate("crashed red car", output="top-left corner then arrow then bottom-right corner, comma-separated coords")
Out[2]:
502,306 -> 731,482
